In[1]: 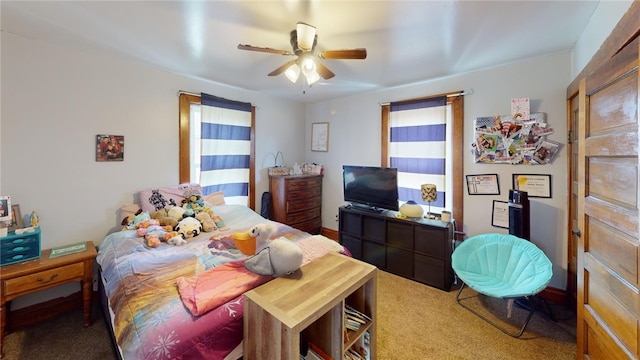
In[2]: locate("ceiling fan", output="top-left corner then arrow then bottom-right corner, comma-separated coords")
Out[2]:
237,22 -> 367,85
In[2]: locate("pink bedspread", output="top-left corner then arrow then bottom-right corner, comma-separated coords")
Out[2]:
96,204 -> 346,360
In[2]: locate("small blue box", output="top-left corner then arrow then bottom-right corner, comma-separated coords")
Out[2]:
0,227 -> 41,266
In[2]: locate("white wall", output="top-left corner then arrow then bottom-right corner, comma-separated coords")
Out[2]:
1,33 -> 305,307
572,0 -> 633,79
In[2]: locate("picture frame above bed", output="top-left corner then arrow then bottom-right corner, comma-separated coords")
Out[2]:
96,134 -> 124,162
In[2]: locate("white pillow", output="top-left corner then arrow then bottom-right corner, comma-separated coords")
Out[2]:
203,191 -> 225,206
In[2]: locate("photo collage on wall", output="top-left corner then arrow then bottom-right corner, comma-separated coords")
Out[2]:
471,100 -> 561,165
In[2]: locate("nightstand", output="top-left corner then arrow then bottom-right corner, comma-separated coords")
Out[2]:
0,241 -> 97,356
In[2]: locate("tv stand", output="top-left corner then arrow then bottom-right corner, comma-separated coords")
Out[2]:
339,205 -> 454,291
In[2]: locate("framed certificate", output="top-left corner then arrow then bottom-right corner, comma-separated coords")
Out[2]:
491,200 -> 509,229
512,174 -> 552,198
466,174 -> 500,195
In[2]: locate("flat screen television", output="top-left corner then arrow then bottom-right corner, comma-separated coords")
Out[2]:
343,165 -> 399,211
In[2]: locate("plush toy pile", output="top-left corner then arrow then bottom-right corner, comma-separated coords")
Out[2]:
121,193 -> 227,248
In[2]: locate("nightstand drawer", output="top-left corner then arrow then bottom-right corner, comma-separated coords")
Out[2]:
4,262 -> 84,296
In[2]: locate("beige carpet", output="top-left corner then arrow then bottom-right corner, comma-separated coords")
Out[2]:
2,270 -> 575,359
376,271 -> 576,360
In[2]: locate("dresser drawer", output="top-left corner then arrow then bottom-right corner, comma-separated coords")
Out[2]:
286,177 -> 322,191
287,186 -> 322,200
4,262 -> 85,296
287,196 -> 322,213
293,218 -> 322,234
285,207 -> 321,224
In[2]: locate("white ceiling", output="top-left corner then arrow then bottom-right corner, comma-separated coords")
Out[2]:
1,1 -> 600,103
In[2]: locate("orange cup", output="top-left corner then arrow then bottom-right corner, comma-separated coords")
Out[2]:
233,232 -> 255,255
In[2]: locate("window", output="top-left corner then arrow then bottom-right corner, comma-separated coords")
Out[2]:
179,93 -> 256,210
381,93 -> 463,228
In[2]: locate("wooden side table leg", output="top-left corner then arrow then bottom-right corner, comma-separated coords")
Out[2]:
82,280 -> 92,327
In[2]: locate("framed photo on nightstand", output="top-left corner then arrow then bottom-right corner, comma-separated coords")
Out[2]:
8,204 -> 23,232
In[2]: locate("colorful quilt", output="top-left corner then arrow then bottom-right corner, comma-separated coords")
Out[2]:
97,204 -> 344,359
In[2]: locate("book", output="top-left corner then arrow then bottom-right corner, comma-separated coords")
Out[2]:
308,342 -> 332,360
49,241 -> 86,258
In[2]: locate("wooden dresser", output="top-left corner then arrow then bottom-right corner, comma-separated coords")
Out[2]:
269,174 -> 322,234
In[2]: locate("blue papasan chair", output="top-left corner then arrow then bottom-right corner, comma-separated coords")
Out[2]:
451,233 -> 553,338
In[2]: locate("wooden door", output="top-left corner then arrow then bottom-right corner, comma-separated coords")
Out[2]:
576,37 -> 639,358
567,95 -> 579,310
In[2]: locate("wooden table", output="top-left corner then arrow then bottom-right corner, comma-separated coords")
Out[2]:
0,241 -> 97,356
243,252 -> 377,360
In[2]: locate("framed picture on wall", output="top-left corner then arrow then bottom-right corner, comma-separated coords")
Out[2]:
491,200 -> 509,229
466,174 -> 500,195
311,122 -> 329,152
512,174 -> 552,198
96,134 -> 125,162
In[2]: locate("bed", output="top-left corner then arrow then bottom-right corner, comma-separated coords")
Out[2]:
96,201 -> 347,359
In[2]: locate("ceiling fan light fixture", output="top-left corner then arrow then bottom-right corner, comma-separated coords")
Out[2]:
284,63 -> 301,83
296,22 -> 316,51
305,70 -> 320,85
301,57 -> 316,76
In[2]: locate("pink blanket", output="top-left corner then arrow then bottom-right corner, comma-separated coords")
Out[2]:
176,260 -> 271,316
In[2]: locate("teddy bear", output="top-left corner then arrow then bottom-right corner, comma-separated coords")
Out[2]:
195,211 -> 217,232
244,223 -> 303,277
150,208 -> 179,228
175,216 -> 203,239
167,206 -> 186,222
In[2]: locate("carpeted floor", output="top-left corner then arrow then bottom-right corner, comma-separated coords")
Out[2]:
2,270 -> 575,359
376,271 -> 576,360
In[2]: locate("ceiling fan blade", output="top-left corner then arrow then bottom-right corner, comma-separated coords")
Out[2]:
315,61 -> 335,79
318,48 -> 367,60
237,44 -> 294,56
268,60 -> 297,76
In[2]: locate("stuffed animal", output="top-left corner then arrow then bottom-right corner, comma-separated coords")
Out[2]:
202,207 -> 227,229
135,218 -> 160,231
182,194 -> 205,212
167,206 -> 186,221
249,223 -> 278,253
195,211 -> 217,232
136,224 -> 173,248
175,217 -> 203,239
245,223 -> 303,277
150,208 -> 179,228
164,231 -> 187,246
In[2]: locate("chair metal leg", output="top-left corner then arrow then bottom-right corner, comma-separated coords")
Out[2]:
455,283 -> 537,338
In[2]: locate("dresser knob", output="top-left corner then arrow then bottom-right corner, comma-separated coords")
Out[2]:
37,274 -> 58,283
